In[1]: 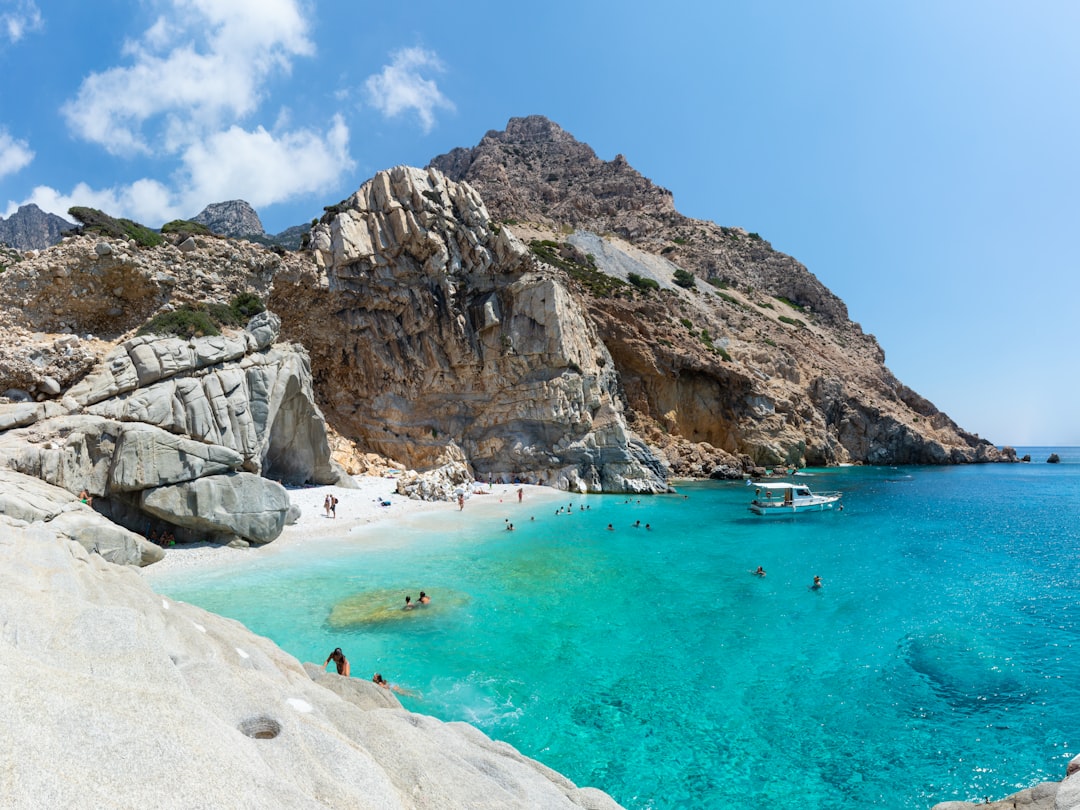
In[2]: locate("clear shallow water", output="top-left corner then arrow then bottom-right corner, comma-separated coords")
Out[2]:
151,449 -> 1080,809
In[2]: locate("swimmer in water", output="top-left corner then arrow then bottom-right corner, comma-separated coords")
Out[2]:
811,575 -> 823,590
754,566 -> 766,577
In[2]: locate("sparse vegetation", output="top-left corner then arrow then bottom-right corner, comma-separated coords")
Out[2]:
779,315 -> 806,328
136,293 -> 265,338
68,206 -> 164,248
757,301 -> 775,310
715,291 -> 743,307
627,272 -> 660,292
161,219 -> 213,237
673,268 -> 696,289
679,317 -> 693,329
776,296 -> 805,312
673,236 -> 688,245
529,239 -> 627,297
707,277 -> 730,289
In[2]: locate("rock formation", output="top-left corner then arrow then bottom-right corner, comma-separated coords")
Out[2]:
0,525 -> 622,809
0,296 -> 348,552
0,202 -> 74,250
191,199 -> 267,238
430,116 -> 1015,470
270,165 -> 668,493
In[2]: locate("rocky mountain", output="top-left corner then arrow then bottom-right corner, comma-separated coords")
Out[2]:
191,199 -> 312,249
430,116 -> 1012,472
0,202 -> 74,250
191,199 -> 266,238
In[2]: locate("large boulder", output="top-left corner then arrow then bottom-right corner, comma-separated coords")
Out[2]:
139,472 -> 291,545
0,469 -> 162,565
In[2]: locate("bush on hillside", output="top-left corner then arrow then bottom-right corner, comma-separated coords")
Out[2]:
673,268 -> 696,289
68,206 -> 164,248
136,293 -> 266,338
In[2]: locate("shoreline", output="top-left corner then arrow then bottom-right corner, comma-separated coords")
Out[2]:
140,476 -> 566,579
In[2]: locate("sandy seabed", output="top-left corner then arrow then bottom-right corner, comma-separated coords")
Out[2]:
140,476 -> 566,579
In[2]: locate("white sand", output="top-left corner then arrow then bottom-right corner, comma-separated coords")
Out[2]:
140,476 -> 565,579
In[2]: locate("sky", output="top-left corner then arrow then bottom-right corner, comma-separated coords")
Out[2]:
1,1 -> 1077,447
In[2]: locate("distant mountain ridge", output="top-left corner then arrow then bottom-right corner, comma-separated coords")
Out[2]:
0,204 -> 75,251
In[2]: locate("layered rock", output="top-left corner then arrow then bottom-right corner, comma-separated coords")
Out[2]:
0,312 -> 348,553
270,165 -> 668,493
0,525 -> 622,809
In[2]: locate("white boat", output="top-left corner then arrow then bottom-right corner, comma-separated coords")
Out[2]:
748,481 -> 842,515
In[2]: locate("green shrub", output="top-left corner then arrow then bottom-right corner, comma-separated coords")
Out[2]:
716,291 -> 742,307
137,307 -> 220,338
757,301 -> 775,309
716,346 -> 731,361
778,315 -> 806,328
776,296 -> 805,312
679,317 -> 693,329
627,272 -> 659,292
673,236 -> 688,245
707,277 -> 730,289
136,293 -> 265,338
673,268 -> 696,289
161,219 -> 213,236
68,206 -> 164,247
230,292 -> 265,319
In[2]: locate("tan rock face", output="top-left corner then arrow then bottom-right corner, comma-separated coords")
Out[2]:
270,165 -> 667,492
431,116 -> 1015,468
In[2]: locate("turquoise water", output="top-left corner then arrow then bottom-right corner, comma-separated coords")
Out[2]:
150,449 -> 1080,809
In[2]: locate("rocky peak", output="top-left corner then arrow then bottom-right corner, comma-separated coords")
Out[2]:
0,203 -> 74,251
191,200 -> 266,238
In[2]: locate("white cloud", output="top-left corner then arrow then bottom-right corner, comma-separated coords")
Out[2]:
180,115 -> 353,210
15,115 -> 352,225
1,0 -> 42,43
365,47 -> 455,133
20,179 -> 175,227
0,128 -> 33,178
61,0 -> 314,155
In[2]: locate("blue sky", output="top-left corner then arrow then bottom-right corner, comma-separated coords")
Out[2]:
1,1 -> 1077,447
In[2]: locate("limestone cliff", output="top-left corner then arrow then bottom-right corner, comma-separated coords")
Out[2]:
430,116 -> 1013,471
269,165 -> 667,493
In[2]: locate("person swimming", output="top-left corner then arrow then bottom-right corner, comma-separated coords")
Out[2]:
323,647 -> 350,677
811,575 -> 823,590
754,566 -> 766,577
419,591 -> 430,604
403,595 -> 414,610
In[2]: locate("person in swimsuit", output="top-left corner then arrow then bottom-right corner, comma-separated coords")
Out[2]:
323,647 -> 350,676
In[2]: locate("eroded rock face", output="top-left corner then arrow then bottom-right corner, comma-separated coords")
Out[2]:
0,314 -> 349,554
431,116 -> 1015,467
271,165 -> 667,493
0,527 -> 623,809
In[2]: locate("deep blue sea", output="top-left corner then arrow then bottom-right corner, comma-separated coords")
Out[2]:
149,448 -> 1080,809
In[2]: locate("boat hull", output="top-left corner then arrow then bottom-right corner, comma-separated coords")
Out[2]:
748,496 -> 841,515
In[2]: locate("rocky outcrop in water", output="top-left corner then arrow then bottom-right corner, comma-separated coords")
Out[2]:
270,165 -> 668,493
0,526 -> 623,809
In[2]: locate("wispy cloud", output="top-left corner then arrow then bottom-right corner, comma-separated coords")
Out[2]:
365,47 -> 455,133
1,0 -> 42,43
0,128 -> 33,179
